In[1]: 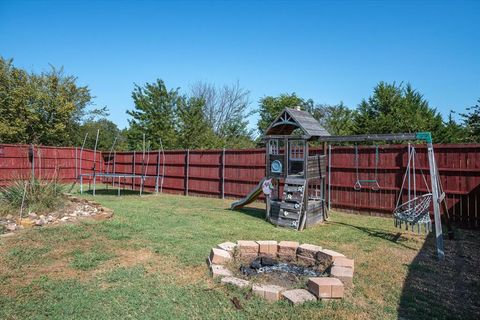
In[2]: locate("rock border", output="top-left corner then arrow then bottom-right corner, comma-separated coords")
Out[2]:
207,240 -> 355,305
0,194 -> 114,237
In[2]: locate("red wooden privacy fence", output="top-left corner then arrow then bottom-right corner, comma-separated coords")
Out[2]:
1,143 -> 479,228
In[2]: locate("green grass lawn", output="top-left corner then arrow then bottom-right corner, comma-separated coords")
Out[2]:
1,189 -> 478,319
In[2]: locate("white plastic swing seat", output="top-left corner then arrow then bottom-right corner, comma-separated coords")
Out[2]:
393,193 -> 433,224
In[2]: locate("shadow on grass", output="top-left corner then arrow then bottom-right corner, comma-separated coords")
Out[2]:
228,207 -> 266,220
398,229 -> 480,319
329,221 -> 417,250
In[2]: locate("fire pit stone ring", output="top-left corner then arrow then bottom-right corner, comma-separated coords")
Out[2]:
207,240 -> 354,305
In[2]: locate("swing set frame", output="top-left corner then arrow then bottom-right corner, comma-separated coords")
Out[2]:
317,132 -> 445,260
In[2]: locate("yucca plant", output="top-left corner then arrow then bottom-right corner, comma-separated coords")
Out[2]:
0,177 -> 65,216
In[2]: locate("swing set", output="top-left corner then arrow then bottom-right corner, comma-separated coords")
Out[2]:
320,132 -> 446,260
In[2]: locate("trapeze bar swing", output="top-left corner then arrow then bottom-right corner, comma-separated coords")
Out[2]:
353,144 -> 380,191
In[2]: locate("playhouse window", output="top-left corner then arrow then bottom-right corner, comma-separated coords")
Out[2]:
288,140 -> 305,175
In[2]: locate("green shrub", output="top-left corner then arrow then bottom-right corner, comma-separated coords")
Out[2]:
0,177 -> 65,216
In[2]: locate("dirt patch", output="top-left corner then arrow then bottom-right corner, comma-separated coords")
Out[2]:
398,228 -> 480,319
0,242 -> 207,297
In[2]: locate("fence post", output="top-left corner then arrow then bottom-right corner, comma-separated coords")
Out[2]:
75,147 -> 78,181
185,149 -> 189,196
155,147 -> 161,193
132,151 -> 136,190
30,145 -> 35,181
328,144 -> 331,210
221,148 -> 225,199
112,150 -> 116,187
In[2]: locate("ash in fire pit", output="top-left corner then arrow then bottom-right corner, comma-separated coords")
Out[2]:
240,257 -> 326,280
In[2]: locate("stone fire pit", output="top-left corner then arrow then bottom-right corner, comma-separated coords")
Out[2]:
207,240 -> 354,305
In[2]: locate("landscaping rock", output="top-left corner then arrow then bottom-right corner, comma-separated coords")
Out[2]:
253,284 -> 285,302
256,240 -> 278,256
278,241 -> 299,260
282,289 -> 317,305
209,248 -> 232,264
221,277 -> 250,288
60,216 -> 69,222
330,266 -> 354,286
19,218 -> 35,228
34,219 -> 45,226
308,277 -> 344,299
217,241 -> 236,253
5,214 -> 13,221
6,223 -> 17,231
28,212 -> 38,219
210,264 -> 233,278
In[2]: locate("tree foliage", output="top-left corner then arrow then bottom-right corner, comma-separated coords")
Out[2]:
126,79 -> 181,150
0,57 -> 93,145
257,93 -> 312,134
126,79 -> 255,150
176,97 -> 217,149
353,82 -> 445,139
309,102 -> 356,136
459,98 -> 480,142
1,56 -> 474,150
190,81 -> 254,148
77,118 -> 128,151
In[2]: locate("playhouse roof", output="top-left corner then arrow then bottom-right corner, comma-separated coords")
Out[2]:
264,108 -> 330,138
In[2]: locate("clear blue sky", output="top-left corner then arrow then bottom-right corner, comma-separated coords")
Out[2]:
1,0 -> 479,132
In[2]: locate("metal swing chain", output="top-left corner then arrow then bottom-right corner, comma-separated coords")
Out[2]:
354,144 -> 380,190
355,145 -> 359,181
354,145 -> 361,190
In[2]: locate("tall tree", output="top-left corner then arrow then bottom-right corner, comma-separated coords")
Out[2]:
176,97 -> 217,149
190,81 -> 254,148
353,82 -> 445,140
126,79 -> 180,150
257,93 -> 311,134
0,57 -> 93,145
434,111 -> 465,143
459,98 -> 480,142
